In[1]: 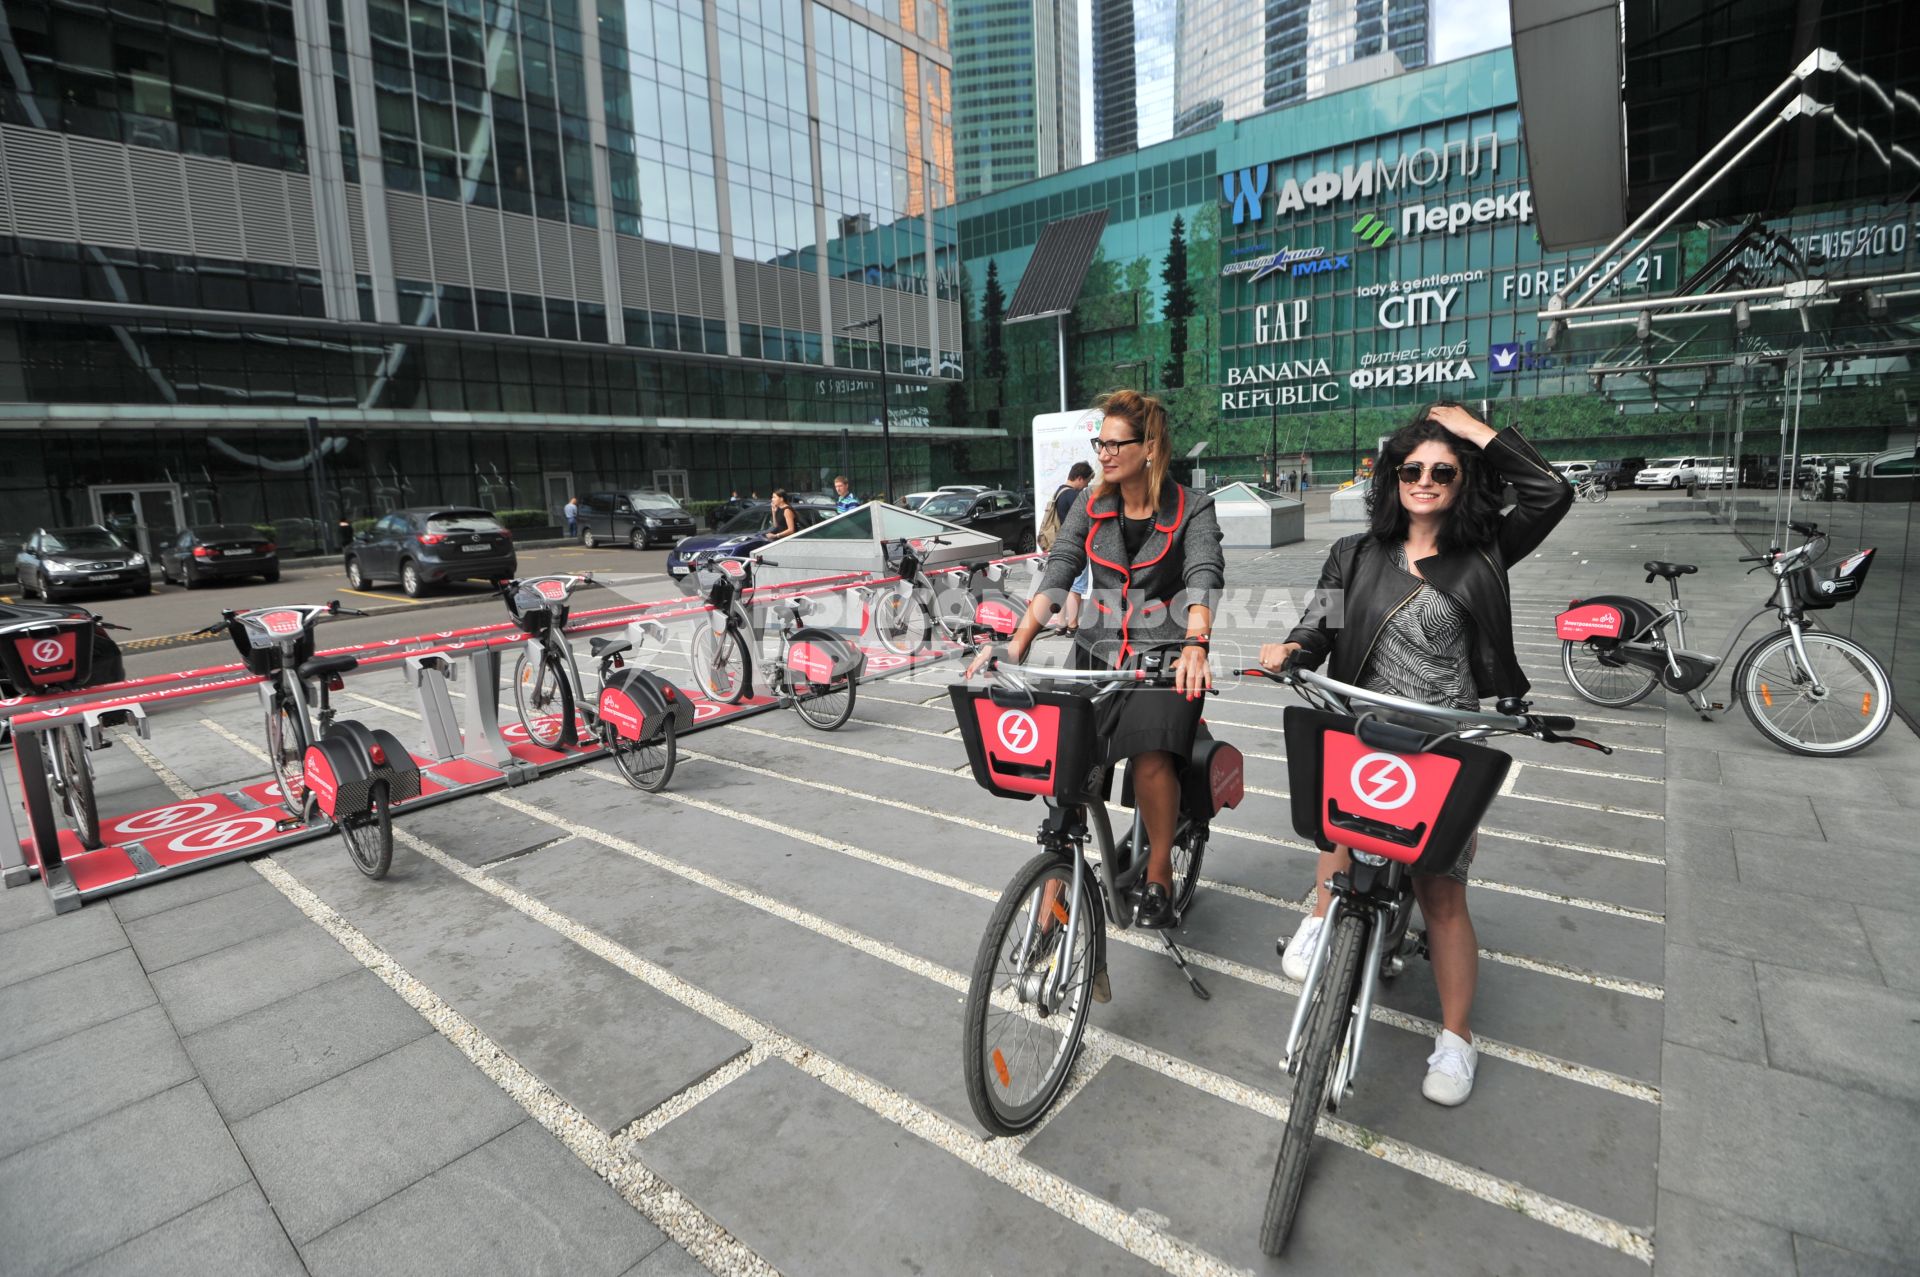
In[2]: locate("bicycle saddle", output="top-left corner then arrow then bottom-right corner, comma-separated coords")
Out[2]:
300,654 -> 359,680
1642,561 -> 1698,579
590,636 -> 631,660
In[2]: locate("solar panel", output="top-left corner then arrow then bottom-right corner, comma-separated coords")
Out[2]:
1005,210 -> 1110,324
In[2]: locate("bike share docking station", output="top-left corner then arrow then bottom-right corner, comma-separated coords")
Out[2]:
3,566 -> 974,912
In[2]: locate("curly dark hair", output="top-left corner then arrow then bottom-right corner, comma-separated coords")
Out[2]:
1365,403 -> 1502,552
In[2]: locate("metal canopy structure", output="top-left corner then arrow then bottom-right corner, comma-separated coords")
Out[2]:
1005,210 -> 1111,413
746,501 -> 1004,593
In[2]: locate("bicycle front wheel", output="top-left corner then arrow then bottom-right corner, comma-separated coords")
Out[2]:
1260,911 -> 1365,1255
340,782 -> 392,879
870,590 -> 930,656
1736,630 -> 1892,756
791,674 -> 855,731
689,625 -> 748,704
56,724 -> 101,849
1171,826 -> 1206,920
514,648 -> 574,747
265,694 -> 308,818
962,852 -> 1098,1135
610,716 -> 676,792
1562,638 -> 1658,707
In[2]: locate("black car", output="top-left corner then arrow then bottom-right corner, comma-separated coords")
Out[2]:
665,502 -> 835,581
14,526 -> 151,601
578,490 -> 697,548
159,523 -> 280,589
914,489 -> 1036,552
344,507 -> 517,597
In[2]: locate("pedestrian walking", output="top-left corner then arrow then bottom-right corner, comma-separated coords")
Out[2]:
1035,460 -> 1094,634
564,495 -> 579,538
833,475 -> 859,513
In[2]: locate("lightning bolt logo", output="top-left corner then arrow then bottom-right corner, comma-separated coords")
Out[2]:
996,709 -> 1040,756
1349,752 -> 1417,810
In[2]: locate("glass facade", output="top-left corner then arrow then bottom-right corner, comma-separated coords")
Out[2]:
951,0 -> 1078,200
1091,0 -> 1176,159
1178,0 -> 1430,134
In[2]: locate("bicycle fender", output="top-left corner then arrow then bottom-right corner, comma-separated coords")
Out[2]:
599,667 -> 692,741
786,627 -> 865,683
309,722 -> 420,818
1556,594 -> 1662,644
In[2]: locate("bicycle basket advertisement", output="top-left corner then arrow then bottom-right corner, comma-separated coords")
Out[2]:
1281,706 -> 1509,875
948,684 -> 1100,802
1791,547 -> 1875,611
0,620 -> 93,690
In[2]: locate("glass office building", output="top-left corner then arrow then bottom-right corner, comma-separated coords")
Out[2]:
951,0 -> 1078,200
1090,0 -> 1175,160
955,44 -> 1918,715
0,0 -> 984,554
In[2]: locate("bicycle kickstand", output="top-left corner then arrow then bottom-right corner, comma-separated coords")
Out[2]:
1156,931 -> 1211,1001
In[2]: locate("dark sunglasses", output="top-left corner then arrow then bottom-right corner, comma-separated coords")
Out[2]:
1395,462 -> 1459,486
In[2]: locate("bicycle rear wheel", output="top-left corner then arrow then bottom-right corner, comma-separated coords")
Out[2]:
690,625 -> 748,704
56,724 -> 101,850
792,674 -> 855,731
264,693 -> 307,818
339,782 -> 392,879
514,647 -> 574,747
1170,825 -> 1205,920
962,852 -> 1098,1135
1736,630 -> 1892,756
1561,639 -> 1658,707
1260,911 -> 1365,1256
610,717 -> 676,791
870,590 -> 930,656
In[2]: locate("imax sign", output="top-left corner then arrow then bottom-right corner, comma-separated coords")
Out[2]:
1220,246 -> 1351,282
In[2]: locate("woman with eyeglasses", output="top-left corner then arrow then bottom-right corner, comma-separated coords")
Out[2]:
1259,401 -> 1571,1108
969,389 -> 1225,936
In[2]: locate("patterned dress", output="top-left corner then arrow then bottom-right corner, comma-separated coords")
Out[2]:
1359,544 -> 1480,882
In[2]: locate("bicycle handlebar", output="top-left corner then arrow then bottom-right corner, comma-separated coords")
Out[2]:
1240,664 -> 1608,752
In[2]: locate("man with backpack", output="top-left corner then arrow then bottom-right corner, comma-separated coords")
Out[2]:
1037,461 -> 1094,633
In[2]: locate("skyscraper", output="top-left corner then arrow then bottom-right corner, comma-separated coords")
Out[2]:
953,0 -> 1081,199
1092,0 -> 1177,159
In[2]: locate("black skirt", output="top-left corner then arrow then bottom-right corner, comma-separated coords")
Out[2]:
1073,640 -> 1205,765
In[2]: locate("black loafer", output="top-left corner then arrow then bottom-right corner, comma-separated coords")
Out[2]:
1134,881 -> 1175,930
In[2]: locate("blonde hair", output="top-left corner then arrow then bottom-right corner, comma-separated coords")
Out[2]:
1091,388 -> 1172,512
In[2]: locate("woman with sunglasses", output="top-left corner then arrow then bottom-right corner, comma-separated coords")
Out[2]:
969,388 -> 1225,934
1259,401 -> 1571,1107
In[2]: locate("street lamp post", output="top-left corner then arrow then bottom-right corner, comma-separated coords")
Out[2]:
842,315 -> 893,501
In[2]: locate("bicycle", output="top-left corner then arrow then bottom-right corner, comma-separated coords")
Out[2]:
1575,475 -> 1609,503
685,551 -> 864,730
1241,662 -> 1610,1253
952,643 -> 1246,1135
0,605 -> 130,849
194,603 -> 418,879
1556,518 -> 1891,754
866,537 -> 1022,656
500,574 -> 685,790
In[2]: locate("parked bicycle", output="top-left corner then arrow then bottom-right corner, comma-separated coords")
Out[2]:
0,603 -> 130,848
866,537 -> 1022,656
1556,518 -> 1891,754
952,643 -> 1245,1135
500,574 -> 685,790
686,551 -> 863,730
1575,475 -> 1609,503
1242,661 -> 1609,1253
194,603 -> 418,878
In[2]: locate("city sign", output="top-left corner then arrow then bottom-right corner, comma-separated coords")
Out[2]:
1378,288 -> 1461,330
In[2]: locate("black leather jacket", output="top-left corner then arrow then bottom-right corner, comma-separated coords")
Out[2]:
1285,427 -> 1572,699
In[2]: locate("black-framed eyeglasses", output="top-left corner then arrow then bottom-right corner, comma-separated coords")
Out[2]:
1091,437 -> 1143,456
1395,462 -> 1459,486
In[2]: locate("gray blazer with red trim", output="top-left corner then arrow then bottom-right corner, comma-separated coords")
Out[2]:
1035,481 -> 1225,664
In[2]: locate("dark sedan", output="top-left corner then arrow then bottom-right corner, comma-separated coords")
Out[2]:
343,507 -> 517,597
915,490 -> 1035,553
14,526 -> 151,601
159,523 -> 280,589
666,502 -> 833,583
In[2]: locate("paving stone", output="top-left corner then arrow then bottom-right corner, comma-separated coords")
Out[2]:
1806,797 -> 1918,853
303,1120 -> 663,1277
1663,817 -> 1737,878
1666,873 -> 1881,980
1661,944 -> 1765,1063
1651,1191 -> 1794,1276
1663,778 -> 1823,839
106,860 -> 262,923
1734,827 -> 1920,908
0,1082 -> 250,1273
234,1032 -> 526,1243
184,969 -> 432,1121
281,840 -> 747,1135
1754,964 -> 1920,1103
1664,747 -> 1723,784
63,1183 -> 305,1277
621,1242 -> 710,1277
122,880 -> 304,973
1658,1043 -> 1920,1265
1856,903 -> 1920,994
1478,794 -> 1667,857
0,878 -> 58,932
150,916 -> 362,1037
0,902 -> 128,989
639,1057 -> 1160,1275
0,1004 -> 194,1161
1701,749 -> 1905,806
1794,1234 -> 1916,1277
0,947 -> 155,1060
395,795 -> 559,865
1021,1055 -> 1648,1276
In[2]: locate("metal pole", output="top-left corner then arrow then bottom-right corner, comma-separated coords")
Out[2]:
1349,403 -> 1357,476
1056,314 -> 1068,413
305,415 -> 331,552
1269,395 -> 1278,487
876,314 -> 894,502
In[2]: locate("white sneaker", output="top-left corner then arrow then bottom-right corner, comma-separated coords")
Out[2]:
1423,1029 -> 1478,1106
1280,913 -> 1325,982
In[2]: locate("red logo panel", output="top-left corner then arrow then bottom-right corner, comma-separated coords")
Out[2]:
974,701 -> 1061,796
598,686 -> 648,741
1555,603 -> 1625,641
15,632 -> 78,686
787,641 -> 836,685
303,745 -> 339,817
974,600 -> 1019,636
1319,729 -> 1462,864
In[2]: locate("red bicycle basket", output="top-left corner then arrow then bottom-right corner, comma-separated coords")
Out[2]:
949,684 -> 1100,802
1282,706 -> 1510,876
0,620 -> 94,690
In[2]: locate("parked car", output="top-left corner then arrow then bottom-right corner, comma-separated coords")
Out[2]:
916,489 -> 1036,552
1634,457 -> 1700,489
578,491 -> 696,549
1697,457 -> 1737,486
1551,460 -> 1597,484
1597,458 -> 1644,489
14,526 -> 151,601
343,507 -> 516,597
901,491 -> 939,510
1845,446 -> 1917,502
665,501 -> 835,583
158,523 -> 279,589
937,484 -> 992,496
